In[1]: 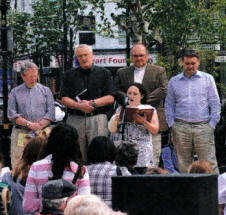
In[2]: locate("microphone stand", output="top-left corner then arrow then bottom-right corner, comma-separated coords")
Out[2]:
120,96 -> 129,141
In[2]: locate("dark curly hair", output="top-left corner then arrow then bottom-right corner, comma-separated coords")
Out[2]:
115,142 -> 138,167
45,123 -> 83,180
87,136 -> 116,164
127,82 -> 147,104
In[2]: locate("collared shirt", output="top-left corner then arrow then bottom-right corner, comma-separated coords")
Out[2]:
165,70 -> 221,128
87,162 -> 130,207
23,155 -> 91,214
134,65 -> 146,83
8,83 -> 55,122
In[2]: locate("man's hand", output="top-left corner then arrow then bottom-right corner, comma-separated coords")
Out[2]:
29,122 -> 42,131
78,100 -> 95,113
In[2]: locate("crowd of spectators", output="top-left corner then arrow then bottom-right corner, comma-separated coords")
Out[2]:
0,43 -> 224,214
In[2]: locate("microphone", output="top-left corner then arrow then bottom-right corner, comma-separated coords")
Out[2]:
124,96 -> 130,106
112,91 -> 129,106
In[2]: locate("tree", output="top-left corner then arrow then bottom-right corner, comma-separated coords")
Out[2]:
90,0 -> 224,76
8,0 -> 87,65
8,10 -> 33,58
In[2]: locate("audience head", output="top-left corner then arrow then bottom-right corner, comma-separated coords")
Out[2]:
64,194 -> 111,215
115,142 -> 138,167
45,123 -> 82,180
87,136 -> 116,164
188,160 -> 214,173
64,194 -> 127,215
146,167 -> 170,175
127,82 -> 147,105
13,137 -> 46,185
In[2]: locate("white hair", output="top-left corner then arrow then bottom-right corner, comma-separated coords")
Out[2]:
75,44 -> 93,56
20,60 -> 38,75
64,194 -> 112,215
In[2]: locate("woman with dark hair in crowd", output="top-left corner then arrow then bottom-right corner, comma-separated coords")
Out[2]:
109,83 -> 159,168
23,123 -> 90,214
87,136 -> 130,207
2,137 -> 46,215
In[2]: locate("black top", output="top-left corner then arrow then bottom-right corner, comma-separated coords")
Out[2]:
60,65 -> 116,115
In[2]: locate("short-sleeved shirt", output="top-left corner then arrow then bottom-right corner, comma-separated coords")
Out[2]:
87,162 -> 131,207
60,65 -> 116,115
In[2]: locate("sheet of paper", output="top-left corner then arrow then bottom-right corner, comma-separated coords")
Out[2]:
17,133 -> 27,147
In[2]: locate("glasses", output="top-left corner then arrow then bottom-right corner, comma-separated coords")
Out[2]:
132,54 -> 146,58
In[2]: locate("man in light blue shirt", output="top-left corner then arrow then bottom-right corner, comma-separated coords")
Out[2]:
165,50 -> 221,173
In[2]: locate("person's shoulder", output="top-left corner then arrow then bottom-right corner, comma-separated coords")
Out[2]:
31,155 -> 52,170
36,83 -> 53,94
10,83 -> 25,93
118,65 -> 133,73
197,70 -> 214,79
63,68 -> 78,77
169,73 -> 183,82
92,65 -> 110,73
147,63 -> 165,71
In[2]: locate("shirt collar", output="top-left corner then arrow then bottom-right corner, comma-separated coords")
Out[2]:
134,65 -> 147,71
179,70 -> 201,79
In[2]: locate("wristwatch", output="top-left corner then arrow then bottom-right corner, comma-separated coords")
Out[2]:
92,100 -> 97,108
26,121 -> 31,128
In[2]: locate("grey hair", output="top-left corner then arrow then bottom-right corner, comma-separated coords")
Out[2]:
64,194 -> 112,215
20,61 -> 38,76
75,44 -> 93,56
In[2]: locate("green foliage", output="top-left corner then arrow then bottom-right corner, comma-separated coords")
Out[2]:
91,0 -> 224,78
8,0 -> 87,59
8,10 -> 33,57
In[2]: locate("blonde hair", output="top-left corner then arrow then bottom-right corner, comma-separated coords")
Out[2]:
188,160 -> 214,173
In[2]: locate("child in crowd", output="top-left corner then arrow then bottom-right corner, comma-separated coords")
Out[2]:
2,137 -> 46,215
115,142 -> 139,175
0,154 -> 10,182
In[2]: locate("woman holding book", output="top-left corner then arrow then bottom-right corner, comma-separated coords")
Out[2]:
109,83 -> 159,168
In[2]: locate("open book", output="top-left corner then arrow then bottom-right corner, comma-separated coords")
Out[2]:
119,106 -> 154,123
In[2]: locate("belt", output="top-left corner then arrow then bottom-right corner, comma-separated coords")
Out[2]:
70,110 -> 99,117
175,118 -> 209,125
14,125 -> 31,131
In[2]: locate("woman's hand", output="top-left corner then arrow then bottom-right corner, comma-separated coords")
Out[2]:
133,111 -> 159,134
133,113 -> 147,125
108,113 -> 121,133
